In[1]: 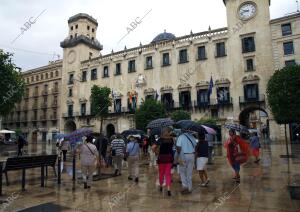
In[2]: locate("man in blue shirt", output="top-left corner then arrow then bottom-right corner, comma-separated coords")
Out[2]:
126,135 -> 140,183
176,131 -> 197,194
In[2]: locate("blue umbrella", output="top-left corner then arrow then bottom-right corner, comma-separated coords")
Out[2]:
66,128 -> 93,145
175,120 -> 206,134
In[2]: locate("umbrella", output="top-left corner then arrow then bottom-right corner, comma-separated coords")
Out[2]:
0,130 -> 15,134
225,123 -> 248,132
175,120 -> 206,134
201,125 -> 217,135
121,129 -> 146,139
66,128 -> 93,145
146,118 -> 175,136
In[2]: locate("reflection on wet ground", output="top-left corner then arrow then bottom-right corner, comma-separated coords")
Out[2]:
0,139 -> 300,212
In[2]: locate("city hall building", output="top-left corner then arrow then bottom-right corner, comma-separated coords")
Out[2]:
2,0 -> 300,142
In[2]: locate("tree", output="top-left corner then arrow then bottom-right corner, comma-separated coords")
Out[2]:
0,50 -> 25,116
170,110 -> 191,122
267,65 -> 300,156
135,98 -> 166,131
90,85 -> 112,133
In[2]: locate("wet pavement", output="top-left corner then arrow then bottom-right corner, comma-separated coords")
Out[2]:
0,140 -> 300,212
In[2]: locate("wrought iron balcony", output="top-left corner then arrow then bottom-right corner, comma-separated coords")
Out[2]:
239,95 -> 265,104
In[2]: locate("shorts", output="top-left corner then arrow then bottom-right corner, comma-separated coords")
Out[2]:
252,148 -> 260,157
196,157 -> 208,171
232,162 -> 240,172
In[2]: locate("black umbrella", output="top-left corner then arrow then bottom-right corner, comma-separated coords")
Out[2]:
121,129 -> 146,139
175,120 -> 206,134
146,118 -> 175,136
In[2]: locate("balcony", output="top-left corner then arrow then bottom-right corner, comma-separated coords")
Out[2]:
62,112 -> 78,118
33,91 -> 39,97
40,115 -> 47,121
194,100 -> 210,109
51,101 -> 58,108
42,90 -> 48,96
239,95 -> 265,105
41,102 -> 48,109
52,88 -> 59,94
32,103 -> 38,110
161,101 -> 175,111
174,102 -> 193,110
210,98 -> 233,106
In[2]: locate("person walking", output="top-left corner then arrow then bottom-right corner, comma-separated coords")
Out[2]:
224,129 -> 250,183
111,134 -> 126,176
153,127 -> 174,196
147,129 -> 157,167
195,132 -> 209,187
95,133 -> 109,165
126,135 -> 140,183
176,130 -> 197,194
78,135 -> 99,189
206,133 -> 214,164
60,138 -> 70,162
17,135 -> 26,157
249,132 -> 261,163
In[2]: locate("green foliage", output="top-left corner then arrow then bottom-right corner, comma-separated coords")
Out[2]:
0,51 -> 25,116
196,117 -> 218,125
135,98 -> 166,130
170,110 -> 191,122
267,65 -> 300,124
90,85 -> 112,132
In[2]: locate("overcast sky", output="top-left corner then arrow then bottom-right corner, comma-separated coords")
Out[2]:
0,0 -> 296,71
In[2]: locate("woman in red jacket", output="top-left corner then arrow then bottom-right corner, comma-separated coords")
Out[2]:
224,129 -> 250,183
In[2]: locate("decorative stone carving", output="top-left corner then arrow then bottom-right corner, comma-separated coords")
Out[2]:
79,97 -> 87,103
67,99 -> 74,105
144,88 -> 155,95
196,81 -> 209,89
135,74 -> 147,87
160,86 -> 173,94
215,78 -> 230,88
242,74 -> 260,83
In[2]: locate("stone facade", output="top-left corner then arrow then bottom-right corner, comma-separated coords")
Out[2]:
2,0 -> 299,141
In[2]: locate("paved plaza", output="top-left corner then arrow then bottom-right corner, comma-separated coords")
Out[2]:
0,140 -> 300,212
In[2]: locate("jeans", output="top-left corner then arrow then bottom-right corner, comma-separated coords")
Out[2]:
179,154 -> 195,191
62,150 -> 67,162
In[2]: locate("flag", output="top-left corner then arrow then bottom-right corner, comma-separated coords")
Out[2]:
208,76 -> 214,96
155,90 -> 159,100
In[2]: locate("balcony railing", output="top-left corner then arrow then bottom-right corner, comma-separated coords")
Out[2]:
210,98 -> 233,106
50,115 -> 57,120
194,100 -> 210,108
41,102 -> 48,109
42,90 -> 48,96
62,112 -> 79,118
52,88 -> 59,94
174,102 -> 193,110
31,116 -> 38,121
239,95 -> 265,104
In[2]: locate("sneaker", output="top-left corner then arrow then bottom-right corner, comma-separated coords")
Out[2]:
201,183 -> 207,187
159,186 -> 163,192
135,177 -> 139,183
114,169 -> 119,176
254,159 -> 260,164
205,179 -> 210,186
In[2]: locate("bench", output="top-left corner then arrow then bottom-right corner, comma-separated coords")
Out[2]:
1,154 -> 57,192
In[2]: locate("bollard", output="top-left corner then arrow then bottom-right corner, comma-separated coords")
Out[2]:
57,155 -> 61,185
0,162 -> 3,196
72,154 -> 76,181
41,165 -> 45,187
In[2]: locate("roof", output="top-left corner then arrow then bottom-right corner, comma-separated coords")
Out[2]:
270,12 -> 300,24
68,13 -> 98,26
151,31 -> 176,43
223,0 -> 270,5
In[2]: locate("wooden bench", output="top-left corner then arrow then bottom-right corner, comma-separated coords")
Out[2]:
1,154 -> 57,191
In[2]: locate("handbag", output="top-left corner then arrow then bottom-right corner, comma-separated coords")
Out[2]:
234,144 -> 248,164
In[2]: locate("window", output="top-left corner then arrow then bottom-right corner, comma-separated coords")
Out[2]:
197,89 -> 209,105
82,71 -> 87,82
217,87 -> 230,103
128,60 -> 136,73
283,42 -> 294,55
46,73 -> 48,79
216,42 -> 226,57
179,49 -> 188,63
115,63 -> 121,75
242,37 -> 255,53
87,25 -> 90,30
55,71 -> 59,77
75,33 -> 78,38
54,82 -> 58,91
68,74 -> 74,84
41,74 -> 44,80
68,88 -> 73,97
70,35 -> 73,39
68,105 -> 73,117
244,84 -> 259,101
285,60 -> 296,66
50,72 -> 53,78
162,53 -> 170,66
246,58 -> 254,71
36,75 -> 39,81
282,23 -> 292,36
211,109 -> 219,118
197,46 -> 206,60
81,103 -> 86,116
145,56 -> 153,69
103,66 -> 109,78
26,78 -> 29,83
71,26 -> 73,31
91,69 -> 97,80
75,24 -> 78,29
92,28 -> 94,33
115,99 -> 122,113
31,76 -> 34,82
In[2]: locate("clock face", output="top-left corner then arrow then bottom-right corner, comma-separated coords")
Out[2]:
67,50 -> 76,64
239,2 -> 257,21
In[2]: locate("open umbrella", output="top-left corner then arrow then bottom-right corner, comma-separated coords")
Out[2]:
225,123 -> 248,132
146,118 -> 175,136
66,128 -> 93,145
175,120 -> 206,134
201,125 -> 217,135
121,129 -> 146,139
